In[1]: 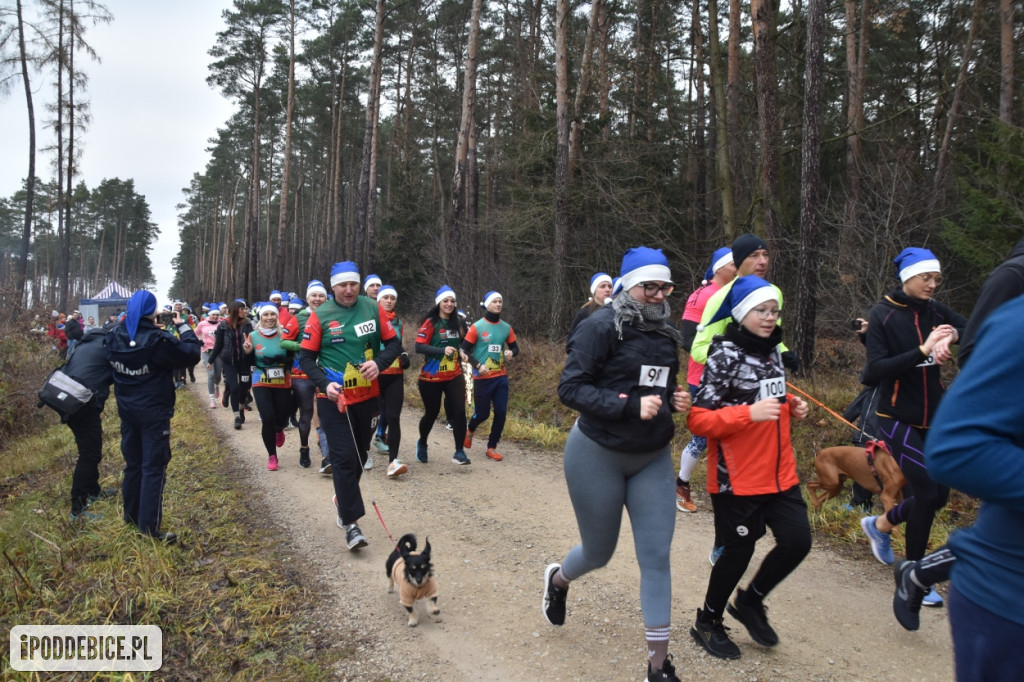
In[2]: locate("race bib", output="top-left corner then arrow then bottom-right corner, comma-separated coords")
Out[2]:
639,365 -> 669,388
266,367 -> 285,379
758,376 -> 786,401
488,344 -> 502,354
353,319 -> 377,337
240,375 -> 251,384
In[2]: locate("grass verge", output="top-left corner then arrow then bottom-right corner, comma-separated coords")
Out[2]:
1,391 -> 340,680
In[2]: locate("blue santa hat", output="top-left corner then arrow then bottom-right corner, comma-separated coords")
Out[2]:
589,273 -> 612,296
611,277 -> 623,296
288,297 -> 303,310
363,274 -> 382,292
377,284 -> 397,300
435,285 -> 456,305
306,279 -> 327,298
619,247 -> 672,293
125,290 -> 158,347
330,261 -> 360,287
234,298 -> 247,306
894,247 -> 940,283
269,290 -> 283,301
701,275 -> 778,330
256,302 -> 279,318
482,291 -> 502,308
704,247 -> 734,283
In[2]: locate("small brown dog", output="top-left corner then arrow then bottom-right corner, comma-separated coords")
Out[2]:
386,534 -> 440,627
806,441 -> 906,512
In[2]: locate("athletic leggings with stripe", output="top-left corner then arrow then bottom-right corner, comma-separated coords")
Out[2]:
560,424 -> 676,626
879,416 -> 950,561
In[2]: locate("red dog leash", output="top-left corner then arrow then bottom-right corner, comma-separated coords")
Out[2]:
371,499 -> 402,553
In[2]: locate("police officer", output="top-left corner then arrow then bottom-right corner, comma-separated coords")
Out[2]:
106,290 -> 201,544
62,326 -> 115,519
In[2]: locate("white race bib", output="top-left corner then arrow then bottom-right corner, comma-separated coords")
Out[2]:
353,319 -> 377,337
758,376 -> 786,401
488,344 -> 502,354
266,367 -> 285,379
639,365 -> 669,388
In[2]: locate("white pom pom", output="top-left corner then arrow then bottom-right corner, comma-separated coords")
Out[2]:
696,324 -> 706,332
130,340 -> 136,347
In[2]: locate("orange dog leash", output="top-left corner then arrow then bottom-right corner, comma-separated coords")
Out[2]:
786,381 -> 861,432
786,381 -> 891,464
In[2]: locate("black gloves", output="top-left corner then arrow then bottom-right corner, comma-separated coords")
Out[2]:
781,350 -> 801,373
399,352 -> 410,370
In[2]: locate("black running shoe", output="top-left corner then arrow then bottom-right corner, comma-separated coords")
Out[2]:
233,416 -> 242,430
345,523 -> 367,550
542,563 -> 568,626
690,608 -> 741,660
893,559 -> 926,631
222,391 -> 229,408
299,447 -> 311,468
726,588 -> 778,647
319,458 -> 332,475
646,654 -> 681,682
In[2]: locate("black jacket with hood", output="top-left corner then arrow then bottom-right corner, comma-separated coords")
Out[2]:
958,236 -> 1024,367
863,288 -> 966,429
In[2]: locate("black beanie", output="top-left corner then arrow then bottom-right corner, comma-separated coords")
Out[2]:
731,233 -> 768,267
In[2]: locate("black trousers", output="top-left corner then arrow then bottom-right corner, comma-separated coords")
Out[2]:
290,377 -> 315,448
67,405 -> 104,514
378,373 -> 404,462
222,363 -> 251,413
253,386 -> 296,457
119,414 -> 172,536
418,376 -> 467,452
704,485 -> 811,614
318,396 -> 378,526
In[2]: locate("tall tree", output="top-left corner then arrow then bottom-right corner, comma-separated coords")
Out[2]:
843,0 -> 869,227
749,0 -> 783,246
706,0 -> 737,238
274,0 -> 297,286
355,0 -> 385,269
549,0 -> 569,338
13,0 -> 37,307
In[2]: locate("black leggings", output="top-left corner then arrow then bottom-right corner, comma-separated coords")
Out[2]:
222,363 -> 251,413
879,416 -> 950,561
704,486 -> 811,614
291,377 -> 315,448
253,386 -> 295,457
378,373 -> 404,462
418,376 -> 466,452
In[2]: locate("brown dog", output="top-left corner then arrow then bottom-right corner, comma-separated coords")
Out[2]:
806,442 -> 906,512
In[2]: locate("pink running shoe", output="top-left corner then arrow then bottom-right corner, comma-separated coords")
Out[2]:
267,455 -> 278,471
276,430 -> 285,448
209,398 -> 217,409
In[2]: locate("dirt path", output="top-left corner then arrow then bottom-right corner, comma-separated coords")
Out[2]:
192,383 -> 954,681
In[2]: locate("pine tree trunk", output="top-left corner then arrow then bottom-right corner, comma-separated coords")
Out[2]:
550,0 -> 571,339
65,0 -> 75,302
597,1 -> 612,140
274,0 -> 296,287
750,0 -> 782,246
796,0 -> 825,373
569,0 -> 604,178
56,0 -> 66,310
15,0 -> 36,308
356,0 -> 385,268
843,0 -> 868,227
707,0 -> 737,239
727,0 -> 740,181
999,0 -> 1014,126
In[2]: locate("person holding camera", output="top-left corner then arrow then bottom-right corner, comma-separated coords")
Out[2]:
105,290 -> 201,544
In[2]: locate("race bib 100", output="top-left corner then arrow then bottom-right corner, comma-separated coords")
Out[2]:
758,376 -> 786,401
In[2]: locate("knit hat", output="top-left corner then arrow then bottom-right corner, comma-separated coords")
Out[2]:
208,308 -> 221,316
363,274 -> 382,292
704,247 -> 734,283
201,303 -> 210,312
234,298 -> 247,306
269,290 -> 283,302
219,302 -> 228,311
377,284 -> 397,300
435,285 -> 456,305
611,277 -> 623,296
589,273 -> 612,297
482,291 -> 502,309
125,290 -> 158,347
619,247 -> 672,293
731,233 -> 768,268
457,309 -> 467,319
894,247 -> 940,283
288,297 -> 303,310
330,261 -> 360,287
306,279 -> 327,298
702,275 -> 778,329
256,302 -> 279,319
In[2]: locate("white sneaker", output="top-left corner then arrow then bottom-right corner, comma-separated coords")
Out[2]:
209,397 -> 217,409
386,459 -> 408,478
363,453 -> 374,470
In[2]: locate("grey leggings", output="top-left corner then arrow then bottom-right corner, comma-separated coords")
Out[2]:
560,424 -> 676,626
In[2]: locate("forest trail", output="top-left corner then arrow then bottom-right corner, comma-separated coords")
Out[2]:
191,383 -> 954,681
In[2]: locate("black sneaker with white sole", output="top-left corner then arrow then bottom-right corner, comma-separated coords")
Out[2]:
319,458 -> 332,475
646,654 -> 681,682
726,588 -> 778,646
542,563 -> 568,626
893,559 -> 927,631
690,608 -> 741,660
345,523 -> 367,550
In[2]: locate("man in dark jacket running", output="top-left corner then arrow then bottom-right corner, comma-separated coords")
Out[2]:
106,290 -> 201,544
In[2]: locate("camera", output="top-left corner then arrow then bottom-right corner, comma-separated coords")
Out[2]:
157,311 -> 175,326
849,319 -> 863,332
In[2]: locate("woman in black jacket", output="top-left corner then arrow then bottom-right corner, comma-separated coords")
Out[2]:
208,300 -> 254,430
543,247 -> 691,682
859,247 -> 966,601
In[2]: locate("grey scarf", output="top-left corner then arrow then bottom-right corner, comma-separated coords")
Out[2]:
612,291 -> 684,346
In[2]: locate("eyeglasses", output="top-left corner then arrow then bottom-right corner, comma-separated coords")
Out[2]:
751,307 -> 781,320
916,273 -> 942,286
640,282 -> 675,296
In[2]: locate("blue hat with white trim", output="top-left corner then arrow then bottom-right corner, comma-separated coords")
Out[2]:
330,261 -> 360,287
894,247 -> 940,283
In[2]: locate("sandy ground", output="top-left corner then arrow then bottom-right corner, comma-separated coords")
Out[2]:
191,383 -> 954,681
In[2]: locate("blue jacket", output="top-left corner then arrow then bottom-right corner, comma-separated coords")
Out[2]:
106,318 -> 201,420
63,328 -> 114,409
926,294 -> 1024,626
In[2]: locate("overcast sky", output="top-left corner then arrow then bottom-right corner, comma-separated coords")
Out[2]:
0,0 -> 237,304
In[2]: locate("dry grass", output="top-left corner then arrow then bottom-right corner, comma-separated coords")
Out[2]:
1,391 -> 339,680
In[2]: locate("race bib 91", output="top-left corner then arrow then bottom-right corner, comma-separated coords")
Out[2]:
758,376 -> 786,401
639,365 -> 669,388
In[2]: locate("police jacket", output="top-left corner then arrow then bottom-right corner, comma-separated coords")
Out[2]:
559,305 -> 681,453
63,328 -> 114,410
106,318 -> 201,419
209,321 -> 254,368
863,288 -> 966,429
